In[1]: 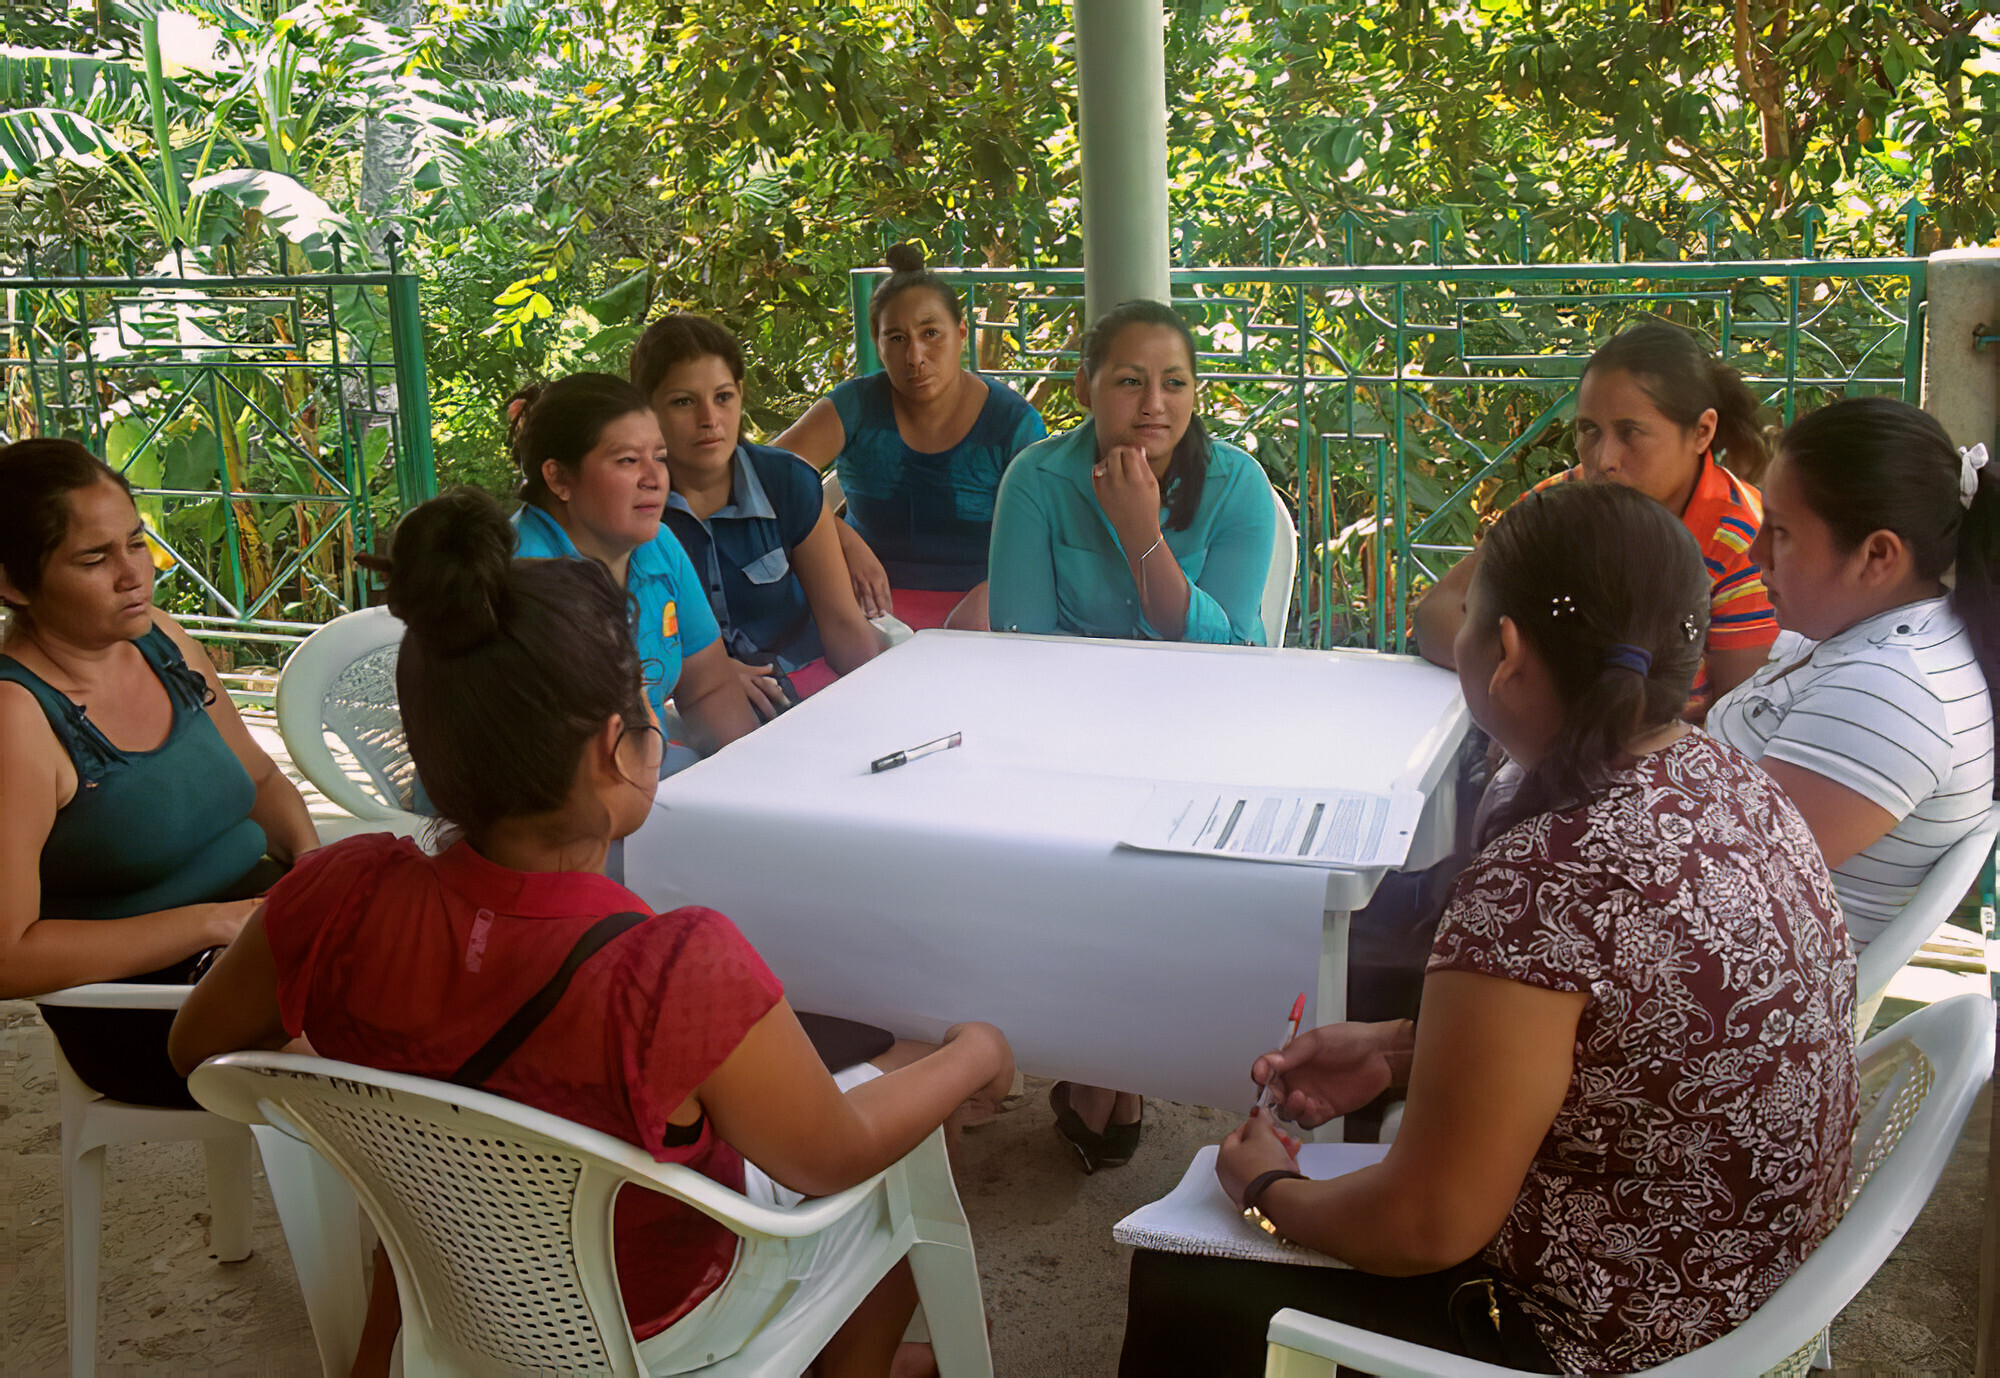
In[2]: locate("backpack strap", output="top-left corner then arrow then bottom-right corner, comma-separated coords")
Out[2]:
449,911 -> 649,1089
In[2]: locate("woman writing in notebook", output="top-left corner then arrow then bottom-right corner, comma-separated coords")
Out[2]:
1119,481 -> 1857,1375
170,488 -> 1013,1378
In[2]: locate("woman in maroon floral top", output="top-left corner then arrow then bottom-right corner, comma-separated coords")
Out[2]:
1120,481 -> 1858,1376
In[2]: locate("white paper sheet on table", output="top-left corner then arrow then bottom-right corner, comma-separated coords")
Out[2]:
1120,784 -> 1427,870
1112,1142 -> 1390,1266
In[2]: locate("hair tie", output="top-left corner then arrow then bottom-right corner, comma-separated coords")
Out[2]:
1603,644 -> 1652,676
1960,443 -> 1988,510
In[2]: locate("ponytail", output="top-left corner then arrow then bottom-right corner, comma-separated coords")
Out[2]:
1956,464 -> 2000,723
508,373 -> 652,512
1474,482 -> 1710,832
1584,319 -> 1770,482
1782,396 -> 2000,726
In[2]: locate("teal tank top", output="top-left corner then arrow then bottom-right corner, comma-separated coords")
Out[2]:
0,627 -> 266,920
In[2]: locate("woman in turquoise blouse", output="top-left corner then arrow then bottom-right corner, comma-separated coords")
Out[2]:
988,302 -> 1279,1172
988,299 -> 1277,646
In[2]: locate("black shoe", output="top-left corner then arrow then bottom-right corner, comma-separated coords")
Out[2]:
1098,1098 -> 1144,1167
1049,1081 -> 1106,1174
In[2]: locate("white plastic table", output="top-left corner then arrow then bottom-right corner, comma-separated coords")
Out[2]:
626,630 -> 1470,1111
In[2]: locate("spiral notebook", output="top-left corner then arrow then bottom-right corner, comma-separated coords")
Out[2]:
1111,1142 -> 1390,1267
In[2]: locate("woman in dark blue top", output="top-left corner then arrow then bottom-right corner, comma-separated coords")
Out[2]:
776,243 -> 1047,631
633,314 -> 885,704
0,439 -> 318,1106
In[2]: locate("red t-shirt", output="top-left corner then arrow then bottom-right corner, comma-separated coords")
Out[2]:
1430,731 -> 1857,1372
261,833 -> 784,1337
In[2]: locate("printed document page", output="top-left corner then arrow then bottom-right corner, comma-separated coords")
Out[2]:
1120,784 -> 1426,870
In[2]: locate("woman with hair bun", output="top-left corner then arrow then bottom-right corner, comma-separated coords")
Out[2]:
1708,396 -> 1999,952
0,437 -> 317,1107
1120,481 -> 1855,1376
172,486 -> 1015,1378
505,372 -> 764,754
1415,318 -> 1779,706
777,242 -> 1048,631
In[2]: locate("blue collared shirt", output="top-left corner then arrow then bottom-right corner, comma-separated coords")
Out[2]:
662,442 -> 825,674
510,502 -> 720,721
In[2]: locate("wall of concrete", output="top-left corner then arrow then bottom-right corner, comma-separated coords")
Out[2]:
1923,248 -> 2000,452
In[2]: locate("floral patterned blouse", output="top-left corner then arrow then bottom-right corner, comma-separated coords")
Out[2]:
1430,730 -> 1858,1373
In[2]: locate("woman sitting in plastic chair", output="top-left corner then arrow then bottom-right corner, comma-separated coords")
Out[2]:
170,488 -> 1014,1378
0,438 -> 318,1105
1118,482 -> 1859,1376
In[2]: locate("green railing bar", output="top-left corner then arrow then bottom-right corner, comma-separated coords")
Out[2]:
854,260 -> 1924,290
386,269 -> 436,507
206,367 -> 249,612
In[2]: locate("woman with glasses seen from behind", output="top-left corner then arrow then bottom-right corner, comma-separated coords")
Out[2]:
171,488 -> 1014,1378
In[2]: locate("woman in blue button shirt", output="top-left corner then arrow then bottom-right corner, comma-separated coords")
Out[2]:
632,314 -> 884,704
988,299 -> 1278,647
506,373 -> 762,754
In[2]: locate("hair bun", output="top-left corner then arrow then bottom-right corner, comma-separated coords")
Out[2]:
884,242 -> 926,274
384,486 -> 516,657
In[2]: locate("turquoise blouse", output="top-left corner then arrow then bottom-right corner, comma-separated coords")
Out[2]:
987,420 -> 1277,645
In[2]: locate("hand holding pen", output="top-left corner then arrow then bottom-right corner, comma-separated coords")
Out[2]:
1252,993 -> 1307,1116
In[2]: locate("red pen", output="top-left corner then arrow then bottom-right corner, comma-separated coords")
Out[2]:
1253,992 -> 1308,1116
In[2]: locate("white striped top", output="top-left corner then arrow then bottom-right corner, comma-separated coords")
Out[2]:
1708,596 -> 1995,948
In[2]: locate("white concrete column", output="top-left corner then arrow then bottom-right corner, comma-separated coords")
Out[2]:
1075,0 -> 1172,322
1921,248 -> 2000,451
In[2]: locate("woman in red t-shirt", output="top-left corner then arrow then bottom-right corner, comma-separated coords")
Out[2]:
170,486 -> 1013,1378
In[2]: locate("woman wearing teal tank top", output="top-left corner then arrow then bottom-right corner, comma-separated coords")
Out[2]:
0,439 -> 318,1107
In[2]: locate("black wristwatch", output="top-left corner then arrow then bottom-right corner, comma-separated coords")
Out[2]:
1241,1168 -> 1306,1236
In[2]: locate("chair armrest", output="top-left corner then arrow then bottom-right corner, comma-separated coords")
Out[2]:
1265,1310 -> 1527,1377
35,982 -> 192,1011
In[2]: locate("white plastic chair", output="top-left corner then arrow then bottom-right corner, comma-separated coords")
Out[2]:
1262,485 -> 1299,648
188,1050 -> 996,1378
1260,991 -> 1996,1378
33,985 -> 366,1377
275,606 -> 426,825
1852,804 -> 2000,1035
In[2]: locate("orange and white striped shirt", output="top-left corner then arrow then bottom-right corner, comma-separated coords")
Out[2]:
1533,454 -> 1778,692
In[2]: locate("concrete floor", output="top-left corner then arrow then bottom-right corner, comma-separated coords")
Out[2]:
0,1001 -> 1988,1377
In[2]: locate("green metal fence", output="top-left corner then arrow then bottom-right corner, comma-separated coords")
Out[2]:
1,236 -> 437,688
851,246 -> 1926,652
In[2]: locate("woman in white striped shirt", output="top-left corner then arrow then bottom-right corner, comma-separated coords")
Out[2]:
1708,397 -> 1998,949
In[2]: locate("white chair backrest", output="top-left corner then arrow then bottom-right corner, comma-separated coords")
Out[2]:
1262,484 -> 1298,648
822,467 -> 846,513
188,1052 -> 892,1378
276,607 -> 419,821
1855,803 -> 2000,1009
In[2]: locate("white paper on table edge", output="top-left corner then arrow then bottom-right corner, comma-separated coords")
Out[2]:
1116,785 -> 1428,871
